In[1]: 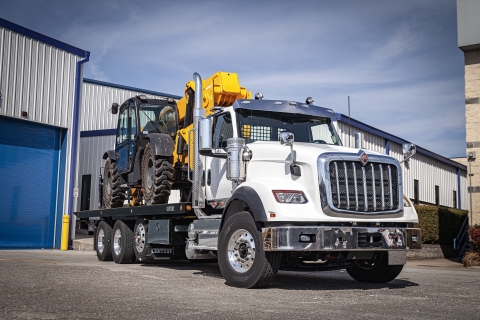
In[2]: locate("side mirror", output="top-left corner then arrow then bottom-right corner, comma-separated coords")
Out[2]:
279,131 -> 294,146
279,132 -> 301,176
111,103 -> 119,115
401,143 -> 416,163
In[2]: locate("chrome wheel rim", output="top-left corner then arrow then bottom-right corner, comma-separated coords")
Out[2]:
147,159 -> 154,189
113,228 -> 122,256
97,229 -> 105,253
135,223 -> 146,253
227,229 -> 256,273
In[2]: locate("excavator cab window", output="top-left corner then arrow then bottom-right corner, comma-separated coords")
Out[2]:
139,103 -> 178,137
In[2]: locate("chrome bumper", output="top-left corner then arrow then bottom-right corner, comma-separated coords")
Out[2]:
262,226 -> 422,251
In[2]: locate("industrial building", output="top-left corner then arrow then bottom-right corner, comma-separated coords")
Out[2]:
0,17 -> 89,249
0,17 -> 468,249
457,0 -> 480,226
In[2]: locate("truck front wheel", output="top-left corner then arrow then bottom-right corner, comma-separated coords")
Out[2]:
217,211 -> 281,288
141,142 -> 173,205
346,252 -> 404,283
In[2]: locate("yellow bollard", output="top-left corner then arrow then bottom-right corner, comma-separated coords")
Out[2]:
61,214 -> 70,250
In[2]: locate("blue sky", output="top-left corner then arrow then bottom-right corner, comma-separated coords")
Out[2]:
0,0 -> 466,158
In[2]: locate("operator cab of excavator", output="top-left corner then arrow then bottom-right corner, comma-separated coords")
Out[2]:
136,96 -> 178,138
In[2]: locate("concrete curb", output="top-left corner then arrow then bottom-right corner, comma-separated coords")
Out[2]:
72,238 -> 94,251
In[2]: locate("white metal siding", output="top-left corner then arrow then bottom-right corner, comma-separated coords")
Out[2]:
81,82 -> 173,131
460,171 -> 468,210
389,141 -> 467,209
77,135 -> 116,211
335,121 -> 386,154
0,26 -> 79,128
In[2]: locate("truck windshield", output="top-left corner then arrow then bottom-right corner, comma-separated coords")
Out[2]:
138,104 -> 177,137
237,109 -> 342,146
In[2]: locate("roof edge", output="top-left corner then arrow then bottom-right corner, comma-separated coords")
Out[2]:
83,78 -> 182,99
0,16 -> 88,57
336,113 -> 467,171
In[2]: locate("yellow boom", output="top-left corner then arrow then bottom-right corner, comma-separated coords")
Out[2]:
175,71 -> 251,166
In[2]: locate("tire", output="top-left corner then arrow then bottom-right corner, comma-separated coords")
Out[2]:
133,219 -> 153,262
96,221 -> 113,261
346,252 -> 404,283
141,142 -> 173,205
103,158 -> 126,208
217,211 -> 281,288
111,220 -> 135,264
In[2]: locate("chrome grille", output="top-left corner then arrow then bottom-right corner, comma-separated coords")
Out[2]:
329,161 -> 399,212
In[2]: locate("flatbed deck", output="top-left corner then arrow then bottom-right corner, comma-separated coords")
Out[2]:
75,202 -> 194,219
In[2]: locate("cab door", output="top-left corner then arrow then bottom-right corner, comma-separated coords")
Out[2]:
205,111 -> 237,201
115,101 -> 134,174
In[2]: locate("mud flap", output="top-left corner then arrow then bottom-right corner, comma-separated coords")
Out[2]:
388,250 -> 406,265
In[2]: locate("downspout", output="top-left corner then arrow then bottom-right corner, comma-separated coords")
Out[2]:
67,51 -> 90,245
192,72 -> 206,217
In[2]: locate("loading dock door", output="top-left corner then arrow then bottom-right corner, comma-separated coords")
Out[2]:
80,175 -> 91,211
0,116 -> 62,249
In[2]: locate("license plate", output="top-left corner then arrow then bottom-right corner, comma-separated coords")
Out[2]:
151,247 -> 174,255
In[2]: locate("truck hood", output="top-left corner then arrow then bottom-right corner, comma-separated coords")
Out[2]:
246,141 -> 385,164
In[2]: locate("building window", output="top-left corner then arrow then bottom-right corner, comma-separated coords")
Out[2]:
453,190 -> 457,209
435,185 -> 439,206
414,179 -> 419,204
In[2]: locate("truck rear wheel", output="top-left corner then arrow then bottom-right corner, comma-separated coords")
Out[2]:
133,219 -> 152,262
346,252 -> 404,283
103,158 -> 125,208
112,220 -> 135,264
217,211 -> 281,288
141,142 -> 173,205
96,221 -> 113,261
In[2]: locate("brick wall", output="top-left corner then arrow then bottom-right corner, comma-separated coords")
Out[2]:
465,48 -> 480,225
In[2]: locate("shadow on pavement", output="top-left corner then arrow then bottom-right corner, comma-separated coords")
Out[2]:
137,259 -> 419,290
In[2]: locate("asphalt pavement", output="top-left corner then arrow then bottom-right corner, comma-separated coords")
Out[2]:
0,249 -> 479,320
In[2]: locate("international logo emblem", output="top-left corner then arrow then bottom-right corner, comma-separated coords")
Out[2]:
358,150 -> 369,166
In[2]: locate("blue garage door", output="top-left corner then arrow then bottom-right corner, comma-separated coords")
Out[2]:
0,116 -> 62,249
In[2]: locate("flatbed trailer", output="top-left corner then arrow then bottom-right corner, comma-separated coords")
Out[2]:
75,203 -> 218,262
75,202 -> 193,220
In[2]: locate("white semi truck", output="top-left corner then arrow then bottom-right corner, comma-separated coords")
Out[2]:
76,72 -> 421,288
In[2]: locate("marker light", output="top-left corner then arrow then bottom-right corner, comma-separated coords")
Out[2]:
272,190 -> 308,204
403,195 -> 412,207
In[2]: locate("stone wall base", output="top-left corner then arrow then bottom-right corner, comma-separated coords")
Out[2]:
407,244 -> 457,260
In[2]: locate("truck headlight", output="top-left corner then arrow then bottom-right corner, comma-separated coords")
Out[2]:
272,190 -> 308,204
403,195 -> 412,207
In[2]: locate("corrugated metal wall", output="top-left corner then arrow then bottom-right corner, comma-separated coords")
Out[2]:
78,135 -> 116,210
389,142 -> 464,208
335,120 -> 467,209
81,81 -> 172,131
0,26 -> 80,127
336,121 -> 386,154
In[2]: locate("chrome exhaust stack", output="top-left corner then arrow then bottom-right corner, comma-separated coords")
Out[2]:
192,72 -> 206,217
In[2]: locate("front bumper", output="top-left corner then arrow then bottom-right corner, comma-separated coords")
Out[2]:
262,226 -> 421,251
